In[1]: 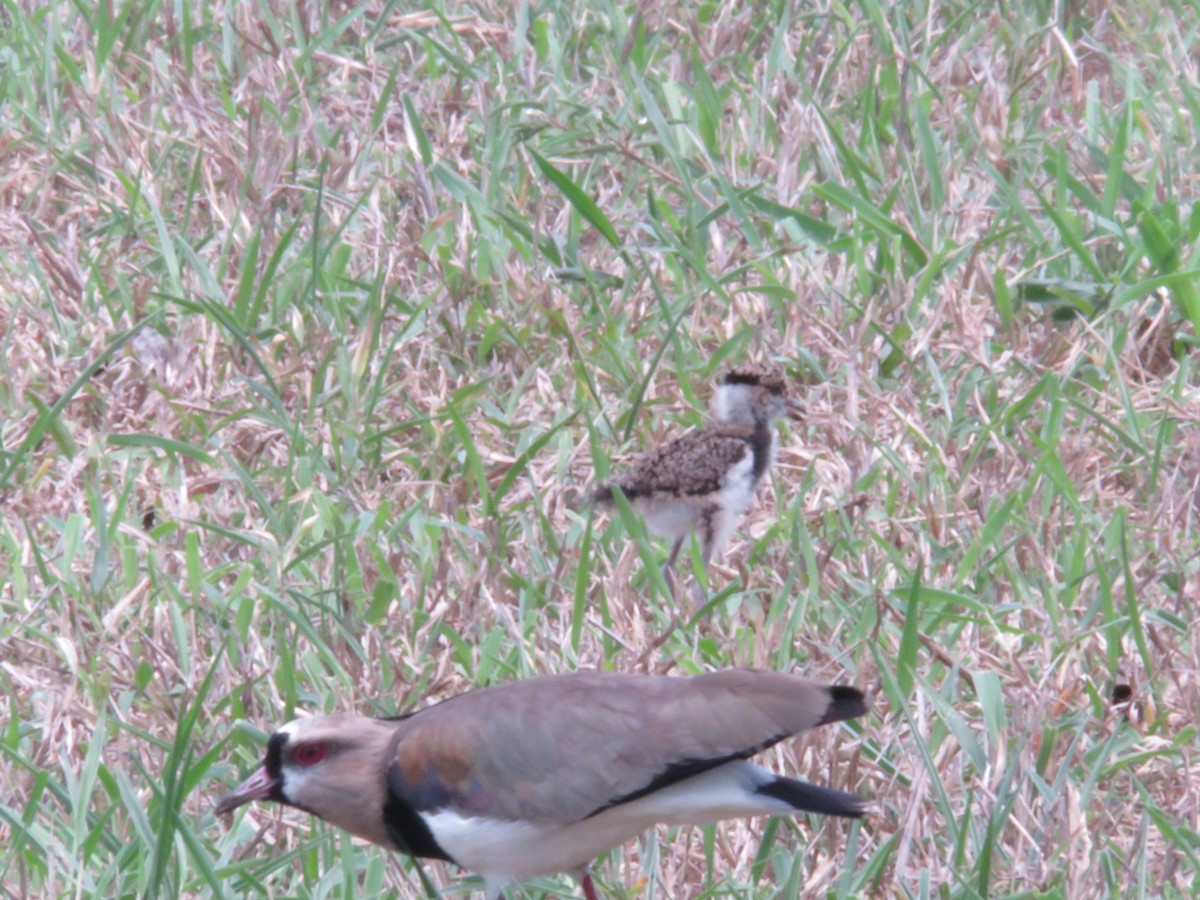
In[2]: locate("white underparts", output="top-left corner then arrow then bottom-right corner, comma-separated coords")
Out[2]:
423,761 -> 791,886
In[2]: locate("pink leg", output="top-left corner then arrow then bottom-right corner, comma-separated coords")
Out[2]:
666,536 -> 684,570
581,871 -> 599,900
661,538 -> 683,597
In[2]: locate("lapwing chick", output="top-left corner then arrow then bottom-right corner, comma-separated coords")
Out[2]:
593,363 -> 795,599
215,669 -> 867,899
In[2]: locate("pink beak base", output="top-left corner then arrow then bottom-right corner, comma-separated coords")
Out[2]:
214,765 -> 278,815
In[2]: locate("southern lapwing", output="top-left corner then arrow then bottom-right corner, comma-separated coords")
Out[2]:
593,363 -> 795,598
215,669 -> 866,899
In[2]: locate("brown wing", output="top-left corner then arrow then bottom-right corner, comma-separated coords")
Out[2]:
601,425 -> 755,500
386,670 -> 863,826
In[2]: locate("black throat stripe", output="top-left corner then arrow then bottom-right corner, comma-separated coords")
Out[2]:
382,762 -> 456,863
749,422 -> 772,482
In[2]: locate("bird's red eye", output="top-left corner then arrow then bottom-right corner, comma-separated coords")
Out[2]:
293,742 -> 327,766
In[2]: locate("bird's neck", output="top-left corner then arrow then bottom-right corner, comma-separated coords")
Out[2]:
749,421 -> 776,483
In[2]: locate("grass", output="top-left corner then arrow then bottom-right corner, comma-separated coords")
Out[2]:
2,0 -> 1199,897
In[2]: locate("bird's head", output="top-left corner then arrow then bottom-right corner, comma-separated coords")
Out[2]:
716,364 -> 797,426
215,714 -> 401,850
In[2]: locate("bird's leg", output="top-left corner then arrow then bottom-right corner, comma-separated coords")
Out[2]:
688,532 -> 713,612
661,537 -> 684,597
578,869 -> 599,900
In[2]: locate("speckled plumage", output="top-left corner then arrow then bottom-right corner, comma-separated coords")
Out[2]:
723,361 -> 787,389
597,424 -> 761,500
594,364 -> 794,584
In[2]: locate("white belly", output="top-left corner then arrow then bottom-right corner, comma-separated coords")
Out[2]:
423,761 -> 787,884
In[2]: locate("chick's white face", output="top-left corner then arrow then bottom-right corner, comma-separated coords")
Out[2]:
714,380 -> 790,425
758,386 -> 790,422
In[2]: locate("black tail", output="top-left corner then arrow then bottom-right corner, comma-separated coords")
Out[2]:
756,775 -> 867,818
590,484 -> 615,506
819,685 -> 867,726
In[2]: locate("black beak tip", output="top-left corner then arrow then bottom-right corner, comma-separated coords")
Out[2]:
213,764 -> 277,816
213,794 -> 244,816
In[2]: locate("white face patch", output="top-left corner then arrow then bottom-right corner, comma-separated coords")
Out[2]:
278,718 -> 307,739
714,383 -> 757,424
280,763 -> 319,802
275,717 -> 315,803
763,390 -> 788,421
714,380 -> 788,427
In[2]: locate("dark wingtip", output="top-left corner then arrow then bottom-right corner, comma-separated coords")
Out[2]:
820,685 -> 868,726
756,776 -> 868,818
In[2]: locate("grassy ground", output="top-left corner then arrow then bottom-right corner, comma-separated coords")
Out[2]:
2,0 -> 1199,897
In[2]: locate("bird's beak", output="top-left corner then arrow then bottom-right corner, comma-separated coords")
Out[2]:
787,398 -> 804,421
214,765 -> 277,815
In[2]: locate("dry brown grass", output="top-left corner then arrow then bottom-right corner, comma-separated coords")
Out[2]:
2,0 -> 1199,897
